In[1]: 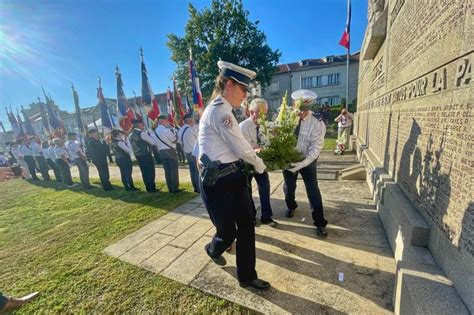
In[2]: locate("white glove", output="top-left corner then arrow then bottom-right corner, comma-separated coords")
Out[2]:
254,157 -> 266,174
288,161 -> 306,173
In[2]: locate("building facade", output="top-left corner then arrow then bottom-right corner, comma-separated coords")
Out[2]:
263,53 -> 360,113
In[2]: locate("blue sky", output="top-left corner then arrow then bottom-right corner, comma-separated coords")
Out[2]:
0,0 -> 368,129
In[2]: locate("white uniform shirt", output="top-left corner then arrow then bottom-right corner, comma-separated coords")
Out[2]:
296,111 -> 326,165
66,141 -> 85,160
155,124 -> 177,150
55,146 -> 69,160
30,142 -> 43,157
177,124 -> 198,154
20,145 -> 32,156
117,139 -> 132,154
130,128 -> 156,147
42,148 -> 51,160
239,117 -> 259,148
198,96 -> 265,173
48,146 -> 57,160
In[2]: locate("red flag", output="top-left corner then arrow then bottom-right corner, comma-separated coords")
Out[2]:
339,0 -> 351,50
140,48 -> 160,122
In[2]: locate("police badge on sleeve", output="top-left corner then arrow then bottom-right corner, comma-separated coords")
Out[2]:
221,114 -> 233,128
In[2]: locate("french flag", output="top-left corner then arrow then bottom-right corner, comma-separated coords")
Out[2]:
189,49 -> 204,110
166,87 -> 175,126
140,48 -> 160,122
97,78 -> 114,129
339,0 -> 351,50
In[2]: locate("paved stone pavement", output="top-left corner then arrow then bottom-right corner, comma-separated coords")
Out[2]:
102,153 -> 396,314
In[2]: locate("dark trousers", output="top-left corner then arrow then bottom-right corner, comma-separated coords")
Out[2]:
74,158 -> 90,188
176,143 -> 186,163
24,156 -> 38,180
116,156 -> 135,190
186,153 -> 200,193
151,146 -> 162,164
201,166 -> 257,282
56,159 -> 73,185
159,149 -> 179,193
46,159 -> 62,182
136,154 -> 156,192
283,160 -> 327,227
35,156 -> 50,180
247,171 -> 273,220
93,160 -> 112,191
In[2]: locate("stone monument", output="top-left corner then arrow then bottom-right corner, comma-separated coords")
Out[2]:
355,0 -> 472,313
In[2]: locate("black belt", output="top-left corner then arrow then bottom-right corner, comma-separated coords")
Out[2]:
217,161 -> 242,177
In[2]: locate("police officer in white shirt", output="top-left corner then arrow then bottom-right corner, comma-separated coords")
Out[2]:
155,115 -> 181,193
29,136 -> 50,180
177,114 -> 200,193
67,132 -> 92,189
240,98 -> 276,226
129,119 -> 158,193
43,141 -> 62,182
53,138 -> 76,187
284,89 -> 328,237
198,60 -> 270,290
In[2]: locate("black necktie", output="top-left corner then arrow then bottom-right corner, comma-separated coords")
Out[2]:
295,118 -> 302,138
256,125 -> 262,145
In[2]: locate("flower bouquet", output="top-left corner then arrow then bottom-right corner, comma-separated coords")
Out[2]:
257,92 -> 305,171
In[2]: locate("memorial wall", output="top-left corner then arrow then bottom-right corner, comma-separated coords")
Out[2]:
355,0 -> 472,311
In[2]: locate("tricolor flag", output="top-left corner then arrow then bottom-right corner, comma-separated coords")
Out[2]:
42,87 -> 61,131
140,48 -> 160,122
21,105 -> 36,136
115,66 -> 133,131
189,48 -> 204,110
5,107 -> 19,136
16,108 -> 26,140
339,0 -> 351,50
172,78 -> 186,127
166,87 -> 175,126
97,77 -> 114,129
72,84 -> 87,135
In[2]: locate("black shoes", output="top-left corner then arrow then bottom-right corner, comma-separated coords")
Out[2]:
205,244 -> 227,266
261,218 -> 278,227
239,278 -> 271,291
316,227 -> 328,237
285,209 -> 295,218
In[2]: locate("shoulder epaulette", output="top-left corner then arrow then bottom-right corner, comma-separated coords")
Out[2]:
212,97 -> 223,106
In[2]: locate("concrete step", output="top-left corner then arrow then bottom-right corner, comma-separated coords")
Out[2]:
338,164 -> 367,180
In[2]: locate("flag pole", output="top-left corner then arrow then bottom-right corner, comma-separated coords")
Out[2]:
345,0 -> 350,109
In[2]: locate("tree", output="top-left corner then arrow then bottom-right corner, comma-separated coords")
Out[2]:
167,0 -> 281,103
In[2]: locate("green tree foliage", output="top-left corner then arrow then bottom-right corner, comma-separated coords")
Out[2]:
167,0 -> 281,103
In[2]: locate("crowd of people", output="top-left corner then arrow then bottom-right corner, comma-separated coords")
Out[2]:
0,60 -> 354,294
0,113 -> 201,194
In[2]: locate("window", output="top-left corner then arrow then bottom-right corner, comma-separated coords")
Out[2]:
301,77 -> 313,89
268,81 -> 279,93
327,73 -> 340,85
316,76 -> 323,86
317,96 -> 340,106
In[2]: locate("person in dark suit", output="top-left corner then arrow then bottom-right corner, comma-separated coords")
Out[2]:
109,129 -> 137,191
129,119 -> 158,193
86,128 -> 113,191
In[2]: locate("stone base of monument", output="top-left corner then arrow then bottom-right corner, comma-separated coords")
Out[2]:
357,145 -> 470,314
338,164 -> 366,180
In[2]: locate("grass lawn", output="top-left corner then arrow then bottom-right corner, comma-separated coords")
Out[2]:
323,137 -> 337,151
0,178 -> 248,313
